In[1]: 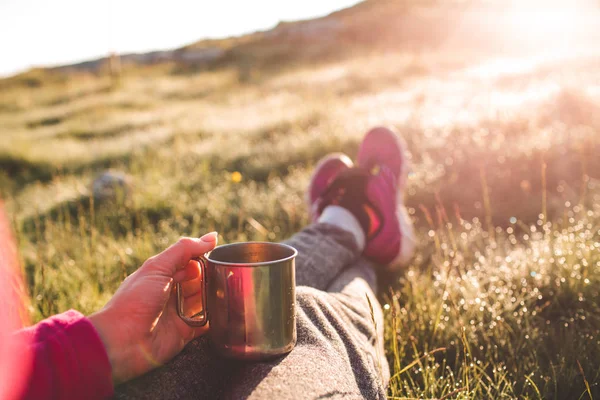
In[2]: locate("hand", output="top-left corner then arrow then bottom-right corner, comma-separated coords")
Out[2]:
89,232 -> 218,384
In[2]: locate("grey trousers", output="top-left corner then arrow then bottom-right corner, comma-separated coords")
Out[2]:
116,223 -> 390,399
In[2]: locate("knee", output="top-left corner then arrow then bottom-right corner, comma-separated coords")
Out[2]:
295,286 -> 346,326
296,286 -> 329,309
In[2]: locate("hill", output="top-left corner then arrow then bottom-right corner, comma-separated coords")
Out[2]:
4,0 -> 598,88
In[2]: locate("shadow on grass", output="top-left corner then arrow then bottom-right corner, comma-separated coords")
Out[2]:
44,83 -> 113,107
217,137 -> 360,183
21,194 -> 174,240
0,151 -> 135,196
0,153 -> 56,191
407,143 -> 600,229
26,116 -> 63,129
55,122 -> 154,141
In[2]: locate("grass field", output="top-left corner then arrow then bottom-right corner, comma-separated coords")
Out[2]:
2,2 -> 600,398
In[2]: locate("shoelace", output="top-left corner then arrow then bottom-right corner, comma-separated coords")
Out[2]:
317,168 -> 384,238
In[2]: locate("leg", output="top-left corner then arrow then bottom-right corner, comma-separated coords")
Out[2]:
225,260 -> 389,400
284,222 -> 361,290
326,259 -> 390,390
290,218 -> 389,390
114,336 -> 229,399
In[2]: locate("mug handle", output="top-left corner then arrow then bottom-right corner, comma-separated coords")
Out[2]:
176,256 -> 208,327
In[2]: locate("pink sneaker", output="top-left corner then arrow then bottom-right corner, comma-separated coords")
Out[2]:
358,127 -> 409,189
310,164 -> 409,269
358,127 -> 415,269
307,153 -> 354,222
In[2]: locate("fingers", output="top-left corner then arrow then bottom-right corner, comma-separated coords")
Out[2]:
142,232 -> 217,277
166,289 -> 209,341
179,272 -> 202,298
182,291 -> 204,318
173,259 -> 201,283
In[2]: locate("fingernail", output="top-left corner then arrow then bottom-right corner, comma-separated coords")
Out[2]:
200,232 -> 218,242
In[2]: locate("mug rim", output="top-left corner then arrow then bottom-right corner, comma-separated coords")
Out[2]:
206,241 -> 298,267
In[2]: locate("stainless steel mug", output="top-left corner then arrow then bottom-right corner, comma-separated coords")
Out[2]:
176,242 -> 298,360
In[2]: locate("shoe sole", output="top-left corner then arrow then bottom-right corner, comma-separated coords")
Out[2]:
359,127 -> 415,269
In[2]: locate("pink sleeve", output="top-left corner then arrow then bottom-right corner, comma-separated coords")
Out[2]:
15,310 -> 114,400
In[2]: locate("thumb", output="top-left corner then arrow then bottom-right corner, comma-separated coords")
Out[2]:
143,232 -> 218,277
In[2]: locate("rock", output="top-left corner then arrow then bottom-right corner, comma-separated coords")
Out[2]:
92,171 -> 132,202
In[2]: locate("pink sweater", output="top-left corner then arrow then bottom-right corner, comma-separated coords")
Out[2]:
9,311 -> 114,399
1,203 -> 113,399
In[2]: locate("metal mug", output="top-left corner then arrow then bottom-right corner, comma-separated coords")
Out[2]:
176,241 -> 298,360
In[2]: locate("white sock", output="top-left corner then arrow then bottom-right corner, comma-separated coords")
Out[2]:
318,205 -> 366,251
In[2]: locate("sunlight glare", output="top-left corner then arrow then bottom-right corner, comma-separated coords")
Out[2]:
502,0 -> 598,46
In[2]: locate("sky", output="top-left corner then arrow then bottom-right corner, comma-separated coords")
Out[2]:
0,0 -> 362,77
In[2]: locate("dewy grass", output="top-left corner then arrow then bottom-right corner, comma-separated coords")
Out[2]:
2,36 -> 600,399
384,204 -> 600,399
